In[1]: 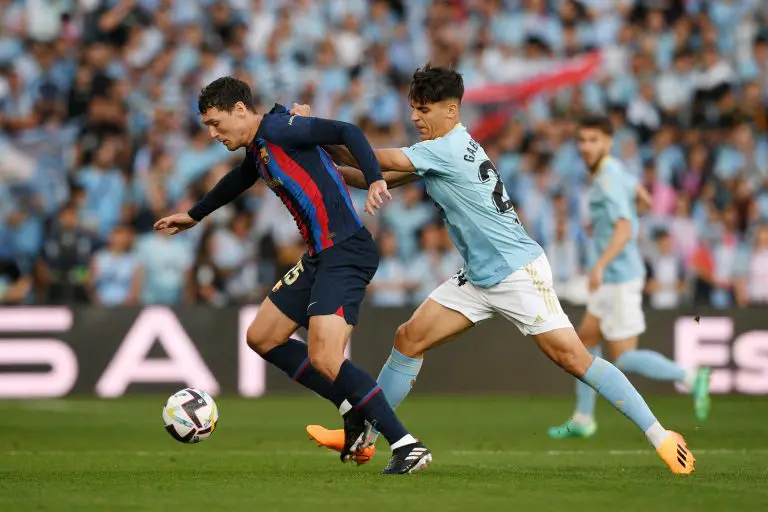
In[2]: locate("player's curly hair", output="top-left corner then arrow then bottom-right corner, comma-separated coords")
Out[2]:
198,76 -> 256,114
408,64 -> 464,105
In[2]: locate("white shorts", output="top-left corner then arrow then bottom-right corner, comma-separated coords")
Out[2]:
429,253 -> 573,336
586,277 -> 646,341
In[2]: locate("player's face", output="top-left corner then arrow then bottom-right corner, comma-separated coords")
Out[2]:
201,103 -> 250,150
577,128 -> 611,169
410,100 -> 457,140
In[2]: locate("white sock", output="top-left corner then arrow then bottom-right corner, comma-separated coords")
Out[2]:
338,400 -> 352,416
572,413 -> 594,426
391,434 -> 417,450
645,421 -> 670,449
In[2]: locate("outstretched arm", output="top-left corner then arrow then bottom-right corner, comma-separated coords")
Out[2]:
339,166 -> 421,190
326,146 -> 417,173
155,155 -> 261,235
187,157 -> 260,221
287,103 -> 416,174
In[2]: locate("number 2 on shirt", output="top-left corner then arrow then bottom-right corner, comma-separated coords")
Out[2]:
478,160 -> 515,214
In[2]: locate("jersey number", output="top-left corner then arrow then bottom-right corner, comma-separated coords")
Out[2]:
478,161 -> 514,214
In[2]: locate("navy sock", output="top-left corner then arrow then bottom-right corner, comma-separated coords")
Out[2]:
262,339 -> 345,408
333,360 -> 410,446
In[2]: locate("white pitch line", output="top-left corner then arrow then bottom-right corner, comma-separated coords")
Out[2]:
451,449 -> 768,456
4,448 -> 766,457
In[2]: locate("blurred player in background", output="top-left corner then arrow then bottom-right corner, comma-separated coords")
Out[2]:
547,117 -> 711,439
298,65 -> 696,474
154,77 -> 431,475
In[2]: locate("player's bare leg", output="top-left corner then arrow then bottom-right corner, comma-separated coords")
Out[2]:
393,298 -> 476,357
246,298 -> 355,418
246,297 -> 301,355
534,327 -> 695,474
308,299 -> 473,463
305,313 -> 353,381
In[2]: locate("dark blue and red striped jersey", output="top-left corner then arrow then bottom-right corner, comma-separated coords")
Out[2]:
188,104 -> 383,255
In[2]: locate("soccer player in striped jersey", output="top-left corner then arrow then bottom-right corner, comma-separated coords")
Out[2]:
154,77 -> 431,474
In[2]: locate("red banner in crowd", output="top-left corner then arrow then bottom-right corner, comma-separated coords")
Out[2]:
466,51 -> 603,142
464,51 -> 603,105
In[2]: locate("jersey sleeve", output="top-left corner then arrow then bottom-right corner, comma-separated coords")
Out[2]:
598,170 -> 633,222
187,152 -> 260,221
400,140 -> 451,177
263,115 -> 383,185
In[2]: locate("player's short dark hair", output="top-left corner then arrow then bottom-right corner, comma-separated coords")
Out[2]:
198,76 -> 256,114
408,64 -> 464,105
578,116 -> 614,136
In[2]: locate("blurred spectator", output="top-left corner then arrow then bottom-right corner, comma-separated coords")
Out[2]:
135,216 -> 194,305
710,205 -> 746,308
368,229 -> 413,307
645,229 -> 686,310
0,0 -> 765,310
35,202 -> 94,304
546,210 -> 589,306
189,227 -> 228,307
209,211 -> 265,304
88,224 -> 141,306
735,223 -> 768,306
0,255 -> 30,305
382,182 -> 434,260
667,195 -> 698,262
76,138 -> 127,240
408,222 -> 456,305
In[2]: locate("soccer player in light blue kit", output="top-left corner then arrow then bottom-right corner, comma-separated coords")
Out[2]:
548,117 -> 711,439
300,66 -> 694,474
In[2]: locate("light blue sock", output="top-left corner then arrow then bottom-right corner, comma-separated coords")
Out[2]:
368,348 -> 422,438
579,357 -> 658,432
615,350 -> 686,383
574,346 -> 601,419
377,347 -> 423,410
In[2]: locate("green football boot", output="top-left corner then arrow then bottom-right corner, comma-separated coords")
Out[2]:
547,419 -> 597,439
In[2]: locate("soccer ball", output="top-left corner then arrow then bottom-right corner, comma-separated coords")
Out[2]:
162,388 -> 219,444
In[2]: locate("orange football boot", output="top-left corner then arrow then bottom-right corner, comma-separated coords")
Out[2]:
656,431 -> 696,474
306,425 -> 376,465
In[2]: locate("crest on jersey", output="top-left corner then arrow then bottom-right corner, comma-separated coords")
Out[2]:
260,147 -> 270,165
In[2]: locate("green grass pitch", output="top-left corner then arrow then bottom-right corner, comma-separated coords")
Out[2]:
1,395 -> 766,511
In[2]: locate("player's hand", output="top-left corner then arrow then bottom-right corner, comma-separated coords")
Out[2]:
290,103 -> 311,117
588,264 -> 604,293
153,212 -> 198,235
365,179 -> 392,216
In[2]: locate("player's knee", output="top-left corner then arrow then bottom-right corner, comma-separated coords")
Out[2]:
552,345 -> 592,377
246,326 -> 279,356
307,345 -> 342,381
394,322 -> 423,358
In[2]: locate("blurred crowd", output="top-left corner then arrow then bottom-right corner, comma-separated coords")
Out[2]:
1,0 -> 768,309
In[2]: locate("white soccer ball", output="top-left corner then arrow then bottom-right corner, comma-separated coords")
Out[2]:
162,388 -> 219,444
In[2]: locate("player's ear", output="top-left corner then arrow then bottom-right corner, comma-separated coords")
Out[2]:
235,101 -> 247,118
447,102 -> 458,120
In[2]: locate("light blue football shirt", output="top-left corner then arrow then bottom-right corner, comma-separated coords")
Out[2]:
400,124 -> 543,288
587,156 -> 646,284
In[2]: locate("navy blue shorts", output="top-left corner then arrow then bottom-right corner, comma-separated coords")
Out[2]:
268,228 -> 379,328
